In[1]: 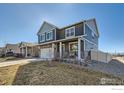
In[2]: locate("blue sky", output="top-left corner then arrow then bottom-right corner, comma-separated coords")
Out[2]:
0,4 -> 124,53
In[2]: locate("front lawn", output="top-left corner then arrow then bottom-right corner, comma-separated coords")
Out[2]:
0,61 -> 124,85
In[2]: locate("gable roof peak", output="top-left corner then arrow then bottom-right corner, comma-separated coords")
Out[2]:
43,21 -> 58,28
37,21 -> 59,35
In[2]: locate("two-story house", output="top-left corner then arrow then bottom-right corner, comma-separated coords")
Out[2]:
5,43 -> 21,54
37,18 -> 99,61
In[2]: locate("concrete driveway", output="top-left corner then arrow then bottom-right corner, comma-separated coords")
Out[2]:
0,58 -> 42,67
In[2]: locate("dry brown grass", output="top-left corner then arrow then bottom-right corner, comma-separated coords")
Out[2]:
0,61 -> 124,85
0,57 -> 23,62
0,64 -> 20,85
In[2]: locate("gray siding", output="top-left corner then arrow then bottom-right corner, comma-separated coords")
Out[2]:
81,40 -> 84,59
86,19 -> 99,37
84,24 -> 99,58
75,23 -> 84,36
38,35 -> 40,44
84,24 -> 98,45
38,22 -> 56,44
38,30 -> 56,44
56,29 -> 65,40
38,22 -> 55,34
64,42 -> 69,52
84,40 -> 98,57
56,23 -> 84,40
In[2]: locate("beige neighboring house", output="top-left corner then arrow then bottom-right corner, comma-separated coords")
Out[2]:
0,47 -> 5,57
19,42 -> 39,58
5,43 -> 21,54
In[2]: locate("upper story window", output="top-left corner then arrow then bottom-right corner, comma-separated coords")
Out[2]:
65,26 -> 75,38
92,31 -> 95,39
46,31 -> 53,40
40,33 -> 45,42
85,24 -> 97,39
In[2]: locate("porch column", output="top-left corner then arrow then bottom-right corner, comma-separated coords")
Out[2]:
59,42 -> 62,59
22,47 -> 24,55
32,46 -> 33,57
78,38 -> 81,60
52,43 -> 55,58
25,46 -> 27,57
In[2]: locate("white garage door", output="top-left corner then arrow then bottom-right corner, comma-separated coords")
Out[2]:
40,48 -> 53,59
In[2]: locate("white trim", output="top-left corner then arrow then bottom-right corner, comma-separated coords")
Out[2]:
25,46 -> 27,57
91,31 -> 95,39
68,41 -> 78,53
46,31 -> 53,41
84,39 -> 85,52
37,21 -> 58,35
62,44 -> 65,56
55,29 -> 56,40
38,35 -> 98,51
83,22 -> 86,53
31,47 -> 33,56
50,28 -> 56,31
85,23 -> 98,37
84,21 -> 86,35
37,36 -> 82,46
59,42 -> 62,58
39,35 -> 41,42
22,47 -> 24,55
78,38 -> 81,60
52,43 -> 55,58
65,26 -> 75,39
62,43 -> 65,49
84,38 -> 97,46
69,41 -> 79,60
60,20 -> 84,29
40,33 -> 45,42
80,35 -> 97,46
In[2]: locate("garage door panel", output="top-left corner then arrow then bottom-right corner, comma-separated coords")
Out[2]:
40,48 -> 53,59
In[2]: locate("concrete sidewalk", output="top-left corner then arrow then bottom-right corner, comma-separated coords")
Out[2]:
0,59 -> 42,67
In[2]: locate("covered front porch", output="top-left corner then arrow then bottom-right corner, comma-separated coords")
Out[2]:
20,45 -> 39,58
54,38 -> 84,60
38,37 -> 84,61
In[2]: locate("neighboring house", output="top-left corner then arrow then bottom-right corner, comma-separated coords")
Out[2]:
5,43 -> 21,55
19,42 -> 39,57
37,18 -> 99,60
0,47 -> 5,57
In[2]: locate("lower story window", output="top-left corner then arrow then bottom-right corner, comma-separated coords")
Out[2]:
69,42 -> 78,57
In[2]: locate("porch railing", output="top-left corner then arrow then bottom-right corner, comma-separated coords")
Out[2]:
54,51 -> 83,65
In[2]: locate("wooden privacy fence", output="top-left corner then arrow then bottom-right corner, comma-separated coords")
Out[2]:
91,50 -> 112,63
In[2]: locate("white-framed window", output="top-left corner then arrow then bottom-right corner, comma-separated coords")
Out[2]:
69,42 -> 78,57
46,31 -> 53,40
92,31 -> 95,39
65,26 -> 75,38
40,33 -> 45,42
